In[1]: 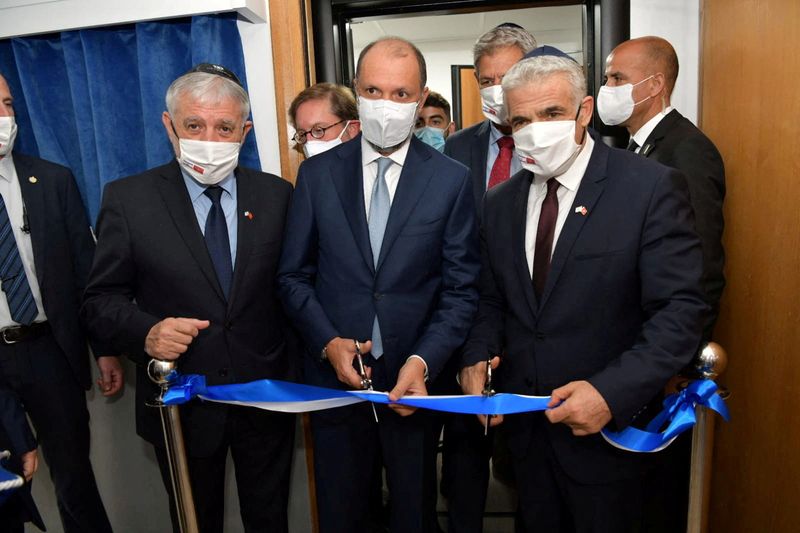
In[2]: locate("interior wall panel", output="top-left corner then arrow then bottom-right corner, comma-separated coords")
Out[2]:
701,1 -> 800,531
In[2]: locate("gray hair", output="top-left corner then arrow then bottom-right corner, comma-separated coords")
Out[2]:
473,26 -> 537,73
165,71 -> 250,122
502,55 -> 586,109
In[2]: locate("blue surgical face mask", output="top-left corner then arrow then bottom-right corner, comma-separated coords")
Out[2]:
414,126 -> 446,152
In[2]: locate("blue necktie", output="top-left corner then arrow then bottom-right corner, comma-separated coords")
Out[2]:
0,193 -> 37,325
203,186 -> 233,300
368,157 -> 392,358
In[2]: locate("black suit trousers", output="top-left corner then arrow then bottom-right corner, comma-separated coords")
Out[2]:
512,415 -> 645,533
0,331 -> 111,533
155,405 -> 295,533
310,355 -> 440,533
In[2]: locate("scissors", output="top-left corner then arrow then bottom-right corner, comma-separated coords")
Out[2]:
482,356 -> 496,435
354,340 -> 379,423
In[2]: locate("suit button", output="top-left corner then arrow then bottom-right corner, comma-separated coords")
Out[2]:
218,368 -> 228,377
535,332 -> 545,340
225,321 -> 233,331
525,378 -> 533,387
374,292 -> 382,300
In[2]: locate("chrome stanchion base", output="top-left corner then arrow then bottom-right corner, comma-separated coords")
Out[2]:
148,359 -> 199,533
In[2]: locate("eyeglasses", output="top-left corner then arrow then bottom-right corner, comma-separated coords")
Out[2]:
293,119 -> 346,144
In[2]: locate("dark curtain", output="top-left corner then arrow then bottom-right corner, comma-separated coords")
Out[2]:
0,13 -> 260,224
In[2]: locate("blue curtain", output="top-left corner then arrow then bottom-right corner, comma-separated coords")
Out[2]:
0,13 -> 260,224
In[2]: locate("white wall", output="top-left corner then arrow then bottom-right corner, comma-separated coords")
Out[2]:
0,0 -> 266,38
631,0 -> 700,124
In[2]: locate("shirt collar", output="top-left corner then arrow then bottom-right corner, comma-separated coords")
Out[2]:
0,153 -> 15,183
632,106 -> 674,148
361,135 -> 412,169
180,168 -> 236,202
532,133 -> 595,192
488,121 -> 512,145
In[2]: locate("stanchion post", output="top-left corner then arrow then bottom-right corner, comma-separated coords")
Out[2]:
146,359 -> 199,533
686,342 -> 728,533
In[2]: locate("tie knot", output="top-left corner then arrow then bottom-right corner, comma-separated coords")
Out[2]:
546,178 -> 560,195
376,157 -> 393,177
626,138 -> 639,152
497,136 -> 514,150
204,186 -> 224,204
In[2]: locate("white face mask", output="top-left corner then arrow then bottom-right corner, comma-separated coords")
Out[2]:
596,75 -> 655,126
358,97 -> 418,150
0,116 -> 18,157
302,120 -> 350,158
513,120 -> 582,179
177,138 -> 241,185
480,85 -> 507,125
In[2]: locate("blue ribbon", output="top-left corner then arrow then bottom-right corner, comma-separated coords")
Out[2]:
162,374 -> 728,452
601,379 -> 730,452
0,453 -> 24,505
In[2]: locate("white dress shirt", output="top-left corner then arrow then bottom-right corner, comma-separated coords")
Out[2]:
0,154 -> 47,328
525,134 -> 595,277
360,136 -> 428,377
361,136 -> 411,216
631,106 -> 675,153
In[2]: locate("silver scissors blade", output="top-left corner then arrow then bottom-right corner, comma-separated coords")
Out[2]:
482,358 -> 495,435
355,340 -> 379,423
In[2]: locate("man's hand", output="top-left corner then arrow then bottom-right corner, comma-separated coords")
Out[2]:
96,355 -> 124,396
545,380 -> 612,436
21,449 -> 38,482
388,357 -> 428,417
459,356 -> 503,428
325,337 -> 373,389
145,318 -> 210,360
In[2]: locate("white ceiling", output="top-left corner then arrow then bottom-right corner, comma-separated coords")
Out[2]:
350,5 -> 584,55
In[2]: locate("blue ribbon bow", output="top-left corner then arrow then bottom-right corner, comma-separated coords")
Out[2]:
601,379 -> 730,452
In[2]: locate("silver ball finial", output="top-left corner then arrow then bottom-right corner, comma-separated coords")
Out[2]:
147,358 -> 177,386
694,342 -> 728,379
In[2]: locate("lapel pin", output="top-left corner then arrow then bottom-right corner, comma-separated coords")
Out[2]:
28,176 -> 37,184
574,206 -> 588,216
244,211 -> 254,220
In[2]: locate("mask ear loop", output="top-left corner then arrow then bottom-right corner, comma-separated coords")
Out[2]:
337,120 -> 351,141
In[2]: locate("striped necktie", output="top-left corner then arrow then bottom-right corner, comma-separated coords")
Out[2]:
0,192 -> 37,325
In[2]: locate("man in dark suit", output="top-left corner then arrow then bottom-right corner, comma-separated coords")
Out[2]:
461,52 -> 708,532
277,37 -> 480,533
598,36 -> 725,337
598,36 -> 726,532
445,24 -> 536,209
81,65 -> 295,533
439,24 -> 536,533
0,73 -> 119,533
0,385 -> 44,532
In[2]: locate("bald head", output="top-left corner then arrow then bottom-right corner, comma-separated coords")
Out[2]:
615,36 -> 679,96
355,37 -> 427,89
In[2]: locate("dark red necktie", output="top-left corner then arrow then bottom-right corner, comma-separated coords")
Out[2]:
532,178 -> 560,300
488,136 -> 515,188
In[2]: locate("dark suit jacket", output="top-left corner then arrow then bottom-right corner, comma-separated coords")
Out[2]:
81,161 -> 294,456
277,134 -> 480,387
463,140 -> 708,483
638,109 -> 725,337
444,120 -> 492,215
13,153 -> 98,389
0,387 -> 44,531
